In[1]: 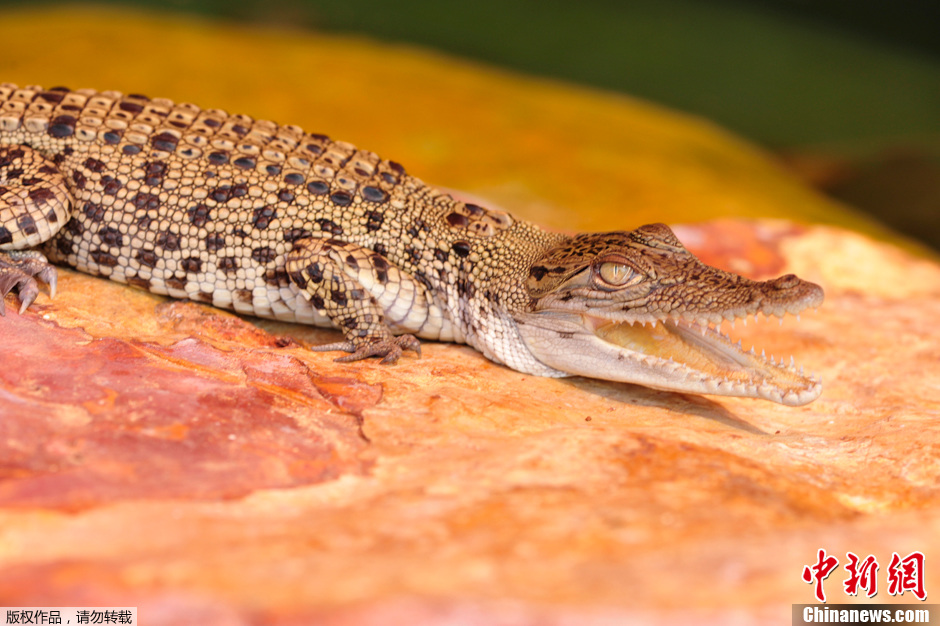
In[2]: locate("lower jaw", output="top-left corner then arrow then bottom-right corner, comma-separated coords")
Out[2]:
513,310 -> 821,405
592,317 -> 818,396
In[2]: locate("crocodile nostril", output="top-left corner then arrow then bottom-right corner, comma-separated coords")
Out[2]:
772,274 -> 801,290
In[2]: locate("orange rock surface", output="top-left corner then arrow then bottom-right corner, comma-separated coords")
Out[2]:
1,7 -> 938,626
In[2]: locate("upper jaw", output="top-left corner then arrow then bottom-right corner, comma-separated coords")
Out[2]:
536,272 -> 824,325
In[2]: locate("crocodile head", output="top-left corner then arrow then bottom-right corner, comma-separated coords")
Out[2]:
514,223 -> 824,406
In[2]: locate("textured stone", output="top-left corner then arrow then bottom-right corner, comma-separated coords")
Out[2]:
0,7 -> 938,626
2,221 -> 937,625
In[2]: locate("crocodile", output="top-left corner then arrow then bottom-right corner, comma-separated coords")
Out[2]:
0,83 -> 823,406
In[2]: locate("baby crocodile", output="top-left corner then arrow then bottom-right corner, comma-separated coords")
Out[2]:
0,83 -> 823,406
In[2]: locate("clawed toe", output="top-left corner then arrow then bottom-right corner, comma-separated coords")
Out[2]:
317,334 -> 422,364
334,342 -> 402,364
0,251 -> 58,316
309,340 -> 356,354
38,265 -> 57,299
394,334 -> 422,358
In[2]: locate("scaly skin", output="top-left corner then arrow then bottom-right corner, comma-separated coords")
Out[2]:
0,83 -> 823,405
515,225 -> 823,405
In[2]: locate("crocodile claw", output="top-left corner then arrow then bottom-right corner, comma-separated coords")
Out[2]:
314,334 -> 422,364
0,250 -> 58,316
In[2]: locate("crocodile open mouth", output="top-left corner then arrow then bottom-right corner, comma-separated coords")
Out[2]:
514,308 -> 822,406
589,314 -> 821,405
516,224 -> 825,405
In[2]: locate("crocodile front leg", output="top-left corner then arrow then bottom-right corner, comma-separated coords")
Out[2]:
286,237 -> 439,364
0,145 -> 72,314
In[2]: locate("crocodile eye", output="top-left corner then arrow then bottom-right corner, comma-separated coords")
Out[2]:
597,262 -> 640,287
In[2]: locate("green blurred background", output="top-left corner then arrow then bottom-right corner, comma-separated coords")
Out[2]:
4,0 -> 939,250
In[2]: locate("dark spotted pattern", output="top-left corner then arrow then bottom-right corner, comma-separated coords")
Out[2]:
307,181 -> 329,195
90,248 -> 119,267
98,226 -> 123,247
252,207 -> 276,230
451,241 -> 471,258
251,247 -> 276,264
47,115 -> 76,138
156,232 -> 181,251
151,132 -> 178,152
218,257 -> 237,273
28,188 -> 57,204
187,204 -> 210,227
144,161 -> 166,185
17,214 -> 38,235
205,234 -> 225,251
0,82 -> 580,373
